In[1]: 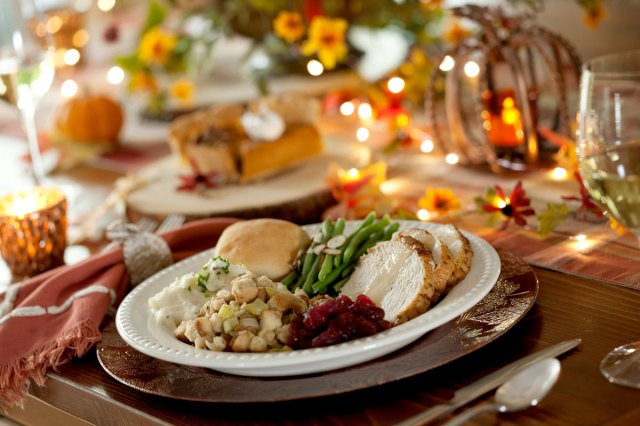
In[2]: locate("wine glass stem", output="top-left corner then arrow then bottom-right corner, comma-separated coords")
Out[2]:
21,107 -> 46,185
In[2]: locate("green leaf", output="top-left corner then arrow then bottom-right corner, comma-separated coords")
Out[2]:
536,202 -> 571,236
115,53 -> 142,73
142,0 -> 167,34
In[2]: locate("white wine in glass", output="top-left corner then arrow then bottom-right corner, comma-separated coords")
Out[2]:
578,49 -> 640,388
0,0 -> 56,184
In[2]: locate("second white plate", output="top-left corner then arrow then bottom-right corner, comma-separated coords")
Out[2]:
116,220 -> 500,377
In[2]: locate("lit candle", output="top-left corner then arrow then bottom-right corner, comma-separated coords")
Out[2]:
0,187 -> 67,281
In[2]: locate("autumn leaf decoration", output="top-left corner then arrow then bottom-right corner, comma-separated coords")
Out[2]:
476,181 -> 535,230
177,158 -> 223,191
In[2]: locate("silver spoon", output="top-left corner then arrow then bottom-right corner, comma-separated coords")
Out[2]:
441,358 -> 561,426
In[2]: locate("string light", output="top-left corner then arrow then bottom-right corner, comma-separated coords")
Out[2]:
63,48 -> 81,66
72,30 -> 89,48
60,79 -> 78,98
46,16 -> 62,34
387,77 -> 405,94
106,66 -> 125,84
97,0 -> 116,12
417,209 -> 431,221
307,60 -> 324,76
420,138 -> 434,153
439,55 -> 455,72
445,153 -> 459,164
346,168 -> 360,180
356,127 -> 370,142
573,234 -> 594,251
340,101 -> 355,116
551,167 -> 568,180
464,60 -> 480,78
357,103 -> 372,120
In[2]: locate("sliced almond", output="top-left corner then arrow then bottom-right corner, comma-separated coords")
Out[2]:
323,248 -> 341,256
312,232 -> 323,243
312,244 -> 326,255
326,234 -> 346,249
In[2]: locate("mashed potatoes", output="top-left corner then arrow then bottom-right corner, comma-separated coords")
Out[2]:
148,256 -> 249,329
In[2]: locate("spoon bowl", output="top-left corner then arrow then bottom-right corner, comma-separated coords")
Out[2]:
442,358 -> 561,426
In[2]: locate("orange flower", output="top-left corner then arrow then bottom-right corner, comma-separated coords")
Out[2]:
169,79 -> 194,106
274,11 -> 305,43
138,27 -> 177,66
584,3 -> 607,29
301,16 -> 348,70
418,188 -> 461,215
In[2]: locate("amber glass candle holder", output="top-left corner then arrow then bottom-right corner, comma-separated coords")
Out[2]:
0,187 -> 67,281
481,87 -> 539,170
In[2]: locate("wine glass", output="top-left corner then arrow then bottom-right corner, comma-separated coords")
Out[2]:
577,49 -> 640,388
0,0 -> 55,184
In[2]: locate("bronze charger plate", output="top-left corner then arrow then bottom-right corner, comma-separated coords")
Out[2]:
97,249 -> 537,403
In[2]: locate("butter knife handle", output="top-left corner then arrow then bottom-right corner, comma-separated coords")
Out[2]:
395,403 -> 456,426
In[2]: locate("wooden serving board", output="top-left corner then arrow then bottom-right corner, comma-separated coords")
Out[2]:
125,135 -> 369,224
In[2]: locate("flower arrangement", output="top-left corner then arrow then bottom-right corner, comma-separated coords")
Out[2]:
115,0 -> 612,117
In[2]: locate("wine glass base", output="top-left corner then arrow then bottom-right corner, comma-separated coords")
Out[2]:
600,341 -> 640,389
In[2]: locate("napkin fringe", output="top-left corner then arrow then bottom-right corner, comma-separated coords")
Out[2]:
0,318 -> 101,410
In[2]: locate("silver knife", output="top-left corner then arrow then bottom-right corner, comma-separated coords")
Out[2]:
395,338 -> 581,426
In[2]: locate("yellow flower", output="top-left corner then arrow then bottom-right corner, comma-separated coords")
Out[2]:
444,19 -> 473,44
138,27 -> 177,66
301,16 -> 348,70
273,11 -> 305,43
169,79 -> 194,105
129,72 -> 158,93
584,3 -> 607,29
418,188 -> 461,215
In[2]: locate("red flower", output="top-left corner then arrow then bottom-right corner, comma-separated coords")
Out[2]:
561,172 -> 604,220
176,159 -> 222,191
483,180 -> 535,229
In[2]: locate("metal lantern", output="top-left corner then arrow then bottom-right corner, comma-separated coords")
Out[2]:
426,5 -> 581,172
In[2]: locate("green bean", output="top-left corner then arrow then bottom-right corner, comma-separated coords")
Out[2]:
321,218 -> 334,241
333,213 -> 378,268
296,252 -> 315,287
333,218 -> 346,236
340,263 -> 356,278
281,270 -> 299,287
311,261 -> 350,293
332,276 -> 350,292
348,212 -> 376,239
342,215 -> 390,263
382,222 -> 401,241
318,254 -> 334,281
302,253 -> 323,294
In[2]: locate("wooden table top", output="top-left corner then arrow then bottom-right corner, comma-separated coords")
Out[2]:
5,267 -> 640,426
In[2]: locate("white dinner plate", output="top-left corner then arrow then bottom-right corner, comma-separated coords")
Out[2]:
116,220 -> 500,377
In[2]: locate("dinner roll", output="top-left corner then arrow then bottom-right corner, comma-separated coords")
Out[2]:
214,219 -> 310,280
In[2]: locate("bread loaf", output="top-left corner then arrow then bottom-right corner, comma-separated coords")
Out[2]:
215,219 -> 310,280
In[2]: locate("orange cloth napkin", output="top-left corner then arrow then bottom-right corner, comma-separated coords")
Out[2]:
0,217 -> 239,408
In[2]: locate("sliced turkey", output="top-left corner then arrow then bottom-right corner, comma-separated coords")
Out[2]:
395,228 -> 455,302
428,224 -> 473,293
340,235 -> 437,324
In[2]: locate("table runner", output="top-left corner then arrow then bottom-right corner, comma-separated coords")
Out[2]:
381,156 -> 640,290
0,218 -> 238,408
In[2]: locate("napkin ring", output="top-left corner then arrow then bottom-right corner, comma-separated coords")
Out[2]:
106,221 -> 173,287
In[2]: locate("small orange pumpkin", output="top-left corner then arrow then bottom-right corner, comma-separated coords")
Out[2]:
55,94 -> 124,143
